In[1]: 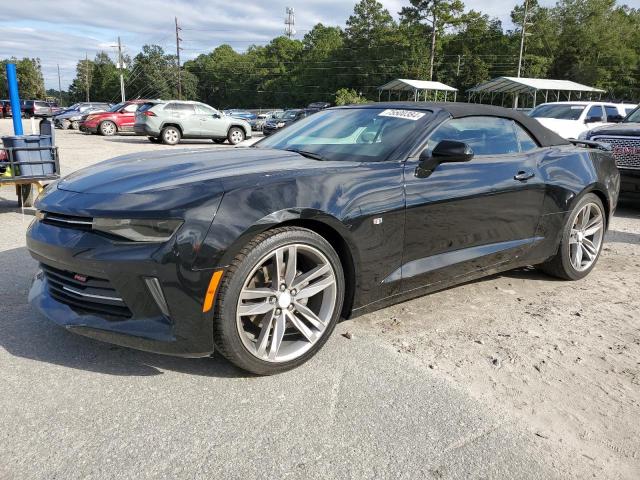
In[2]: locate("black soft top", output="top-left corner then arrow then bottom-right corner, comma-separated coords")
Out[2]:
340,101 -> 570,148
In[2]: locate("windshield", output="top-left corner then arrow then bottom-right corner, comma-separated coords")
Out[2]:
283,110 -> 300,120
529,104 -> 586,120
108,102 -> 125,112
257,107 -> 431,162
624,106 -> 640,123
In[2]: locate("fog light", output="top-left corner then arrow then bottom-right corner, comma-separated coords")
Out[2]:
144,277 -> 170,318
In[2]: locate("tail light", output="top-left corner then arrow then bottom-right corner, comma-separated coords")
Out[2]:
143,111 -> 156,117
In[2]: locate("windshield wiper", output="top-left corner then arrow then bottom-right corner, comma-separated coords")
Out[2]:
284,148 -> 327,161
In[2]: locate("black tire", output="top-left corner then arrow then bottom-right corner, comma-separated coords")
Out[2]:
161,126 -> 181,145
213,227 -> 345,375
99,120 -> 117,136
227,126 -> 245,145
213,138 -> 226,144
538,193 -> 605,280
17,184 -> 36,208
148,136 -> 161,143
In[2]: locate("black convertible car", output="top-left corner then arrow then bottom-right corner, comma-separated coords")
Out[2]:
27,103 -> 619,375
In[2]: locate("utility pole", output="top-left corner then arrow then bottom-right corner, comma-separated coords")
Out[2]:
85,52 -> 90,102
454,54 -> 461,102
175,17 -> 182,100
514,0 -> 530,108
57,64 -> 62,105
117,36 -> 125,102
428,0 -> 439,81
285,7 -> 296,39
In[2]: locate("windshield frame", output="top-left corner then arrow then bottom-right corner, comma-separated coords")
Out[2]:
624,106 -> 640,123
255,106 -> 434,163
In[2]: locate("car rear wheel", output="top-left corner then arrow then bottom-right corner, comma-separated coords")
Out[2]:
99,121 -> 117,136
227,127 -> 245,145
539,193 -> 605,280
70,120 -> 80,130
213,227 -> 344,375
161,126 -> 181,145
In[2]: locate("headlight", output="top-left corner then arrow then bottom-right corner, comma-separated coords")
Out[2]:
91,218 -> 183,242
277,122 -> 286,128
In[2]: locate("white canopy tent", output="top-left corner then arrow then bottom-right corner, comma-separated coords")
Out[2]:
467,77 -> 606,108
378,79 -> 459,102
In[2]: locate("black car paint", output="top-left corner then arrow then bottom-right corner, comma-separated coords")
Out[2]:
27,103 -> 619,357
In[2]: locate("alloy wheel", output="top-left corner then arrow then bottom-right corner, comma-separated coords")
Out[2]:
164,128 -> 179,144
569,202 -> 604,272
230,129 -> 244,144
236,243 -> 337,363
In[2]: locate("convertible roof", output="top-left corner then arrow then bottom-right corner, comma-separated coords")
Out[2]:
340,101 -> 570,148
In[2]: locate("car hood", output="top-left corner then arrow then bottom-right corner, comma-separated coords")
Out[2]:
587,122 -> 640,137
57,147 -> 341,195
55,110 -> 82,119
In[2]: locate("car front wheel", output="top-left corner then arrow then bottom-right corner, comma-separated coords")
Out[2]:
161,126 -> 181,145
70,120 -> 80,130
99,121 -> 117,136
213,227 -> 344,375
227,127 -> 245,145
539,193 -> 605,280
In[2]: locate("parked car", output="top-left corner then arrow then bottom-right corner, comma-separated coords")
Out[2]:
23,100 -> 60,118
307,102 -> 332,111
134,100 -> 252,145
27,102 -> 618,374
581,105 -> 640,201
1,100 -> 12,118
54,103 -> 112,130
256,110 -> 284,131
223,110 -> 259,131
262,108 -> 317,136
529,101 -> 637,139
80,100 -> 148,136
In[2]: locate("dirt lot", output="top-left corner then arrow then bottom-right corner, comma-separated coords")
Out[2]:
1,119 -> 639,479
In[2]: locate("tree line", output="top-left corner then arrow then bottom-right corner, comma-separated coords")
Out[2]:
4,0 -> 640,107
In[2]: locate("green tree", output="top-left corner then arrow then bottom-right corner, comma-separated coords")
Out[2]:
335,88 -> 368,105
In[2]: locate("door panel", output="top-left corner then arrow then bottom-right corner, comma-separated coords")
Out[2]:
400,117 -> 546,292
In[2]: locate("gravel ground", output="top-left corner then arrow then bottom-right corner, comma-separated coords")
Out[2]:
0,119 -> 638,479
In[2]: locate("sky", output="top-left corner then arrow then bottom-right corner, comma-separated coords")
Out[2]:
0,0 -> 637,91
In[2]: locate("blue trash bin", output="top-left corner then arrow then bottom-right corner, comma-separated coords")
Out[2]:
1,134 -> 54,177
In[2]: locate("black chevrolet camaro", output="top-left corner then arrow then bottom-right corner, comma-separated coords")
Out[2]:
27,102 -> 619,374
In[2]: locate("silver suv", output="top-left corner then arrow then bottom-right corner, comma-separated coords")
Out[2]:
134,100 -> 252,145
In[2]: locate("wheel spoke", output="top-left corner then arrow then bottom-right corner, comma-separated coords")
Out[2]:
579,205 -> 591,230
240,288 -> 275,300
286,310 -> 316,342
238,301 -> 274,317
284,245 -> 297,286
255,313 -> 275,357
268,313 -> 286,360
296,275 -> 335,300
294,302 -> 326,329
292,264 -> 330,289
582,238 -> 598,259
584,218 -> 603,237
273,249 -> 286,287
574,243 -> 584,268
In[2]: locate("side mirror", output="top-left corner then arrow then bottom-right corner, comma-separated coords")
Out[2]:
608,114 -> 624,123
585,116 -> 602,124
213,113 -> 221,119
416,140 -> 474,178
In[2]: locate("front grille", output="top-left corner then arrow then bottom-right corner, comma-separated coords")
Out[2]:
592,136 -> 640,170
40,211 -> 93,231
42,263 -> 132,319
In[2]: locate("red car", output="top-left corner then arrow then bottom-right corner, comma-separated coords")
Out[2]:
80,100 -> 150,136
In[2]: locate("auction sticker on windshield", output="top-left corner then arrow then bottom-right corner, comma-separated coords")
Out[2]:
378,109 -> 426,121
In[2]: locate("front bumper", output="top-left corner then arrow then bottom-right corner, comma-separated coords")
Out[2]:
26,218 -> 217,357
79,123 -> 98,133
619,168 -> 640,201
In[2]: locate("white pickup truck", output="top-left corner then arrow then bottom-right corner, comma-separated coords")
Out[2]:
529,101 -> 637,139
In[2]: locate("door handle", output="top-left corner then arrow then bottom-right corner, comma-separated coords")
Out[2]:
514,171 -> 535,181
